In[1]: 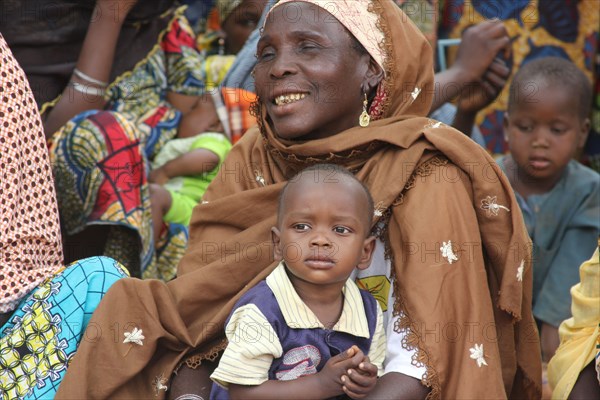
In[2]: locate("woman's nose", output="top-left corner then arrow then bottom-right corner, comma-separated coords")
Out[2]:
270,50 -> 297,79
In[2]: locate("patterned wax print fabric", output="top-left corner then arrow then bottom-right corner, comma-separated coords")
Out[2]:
0,34 -> 63,313
394,0 -> 439,46
0,257 -> 129,400
48,10 -> 212,280
439,0 -> 599,157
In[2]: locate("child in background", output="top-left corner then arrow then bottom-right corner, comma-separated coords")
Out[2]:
210,164 -> 385,400
499,57 -> 600,363
149,131 -> 231,245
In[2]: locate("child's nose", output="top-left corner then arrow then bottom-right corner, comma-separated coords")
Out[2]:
310,231 -> 332,247
531,129 -> 550,148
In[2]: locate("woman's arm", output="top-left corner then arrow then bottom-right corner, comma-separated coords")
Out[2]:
43,0 -> 138,136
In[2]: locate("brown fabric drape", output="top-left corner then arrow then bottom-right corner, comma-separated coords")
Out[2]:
57,1 -> 541,398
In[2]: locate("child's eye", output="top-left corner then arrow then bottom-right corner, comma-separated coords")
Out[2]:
551,127 -> 566,135
517,125 -> 532,132
293,223 -> 310,231
333,226 -> 351,234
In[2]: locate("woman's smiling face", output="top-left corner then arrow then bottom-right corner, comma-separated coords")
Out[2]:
254,1 -> 373,141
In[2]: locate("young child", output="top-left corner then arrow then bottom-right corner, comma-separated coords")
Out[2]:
148,131 -> 231,245
210,164 -> 386,400
499,57 -> 600,362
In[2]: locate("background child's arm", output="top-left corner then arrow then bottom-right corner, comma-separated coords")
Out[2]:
149,149 -> 219,184
228,346 -> 365,400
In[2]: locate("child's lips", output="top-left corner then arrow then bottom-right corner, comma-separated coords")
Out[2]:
304,257 -> 335,269
529,158 -> 551,170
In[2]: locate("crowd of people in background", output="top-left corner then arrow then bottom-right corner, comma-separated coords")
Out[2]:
0,0 -> 598,399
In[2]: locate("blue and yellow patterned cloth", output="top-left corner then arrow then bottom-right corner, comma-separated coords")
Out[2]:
0,257 -> 128,400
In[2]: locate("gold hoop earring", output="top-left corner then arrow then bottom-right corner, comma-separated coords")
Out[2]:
359,92 -> 370,127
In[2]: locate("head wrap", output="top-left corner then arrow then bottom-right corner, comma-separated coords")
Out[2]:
268,0 -> 386,72
0,35 -> 63,313
217,0 -> 243,24
57,2 -> 541,398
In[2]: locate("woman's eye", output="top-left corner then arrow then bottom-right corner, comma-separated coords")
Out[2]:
257,48 -> 275,61
299,41 -> 319,51
333,226 -> 351,234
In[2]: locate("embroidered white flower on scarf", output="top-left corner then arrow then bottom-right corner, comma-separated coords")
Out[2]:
480,196 -> 510,217
516,260 -> 524,282
373,201 -> 386,218
469,343 -> 488,367
123,327 -> 145,346
424,119 -> 443,129
440,241 -> 458,264
153,373 -> 168,396
411,87 -> 421,101
254,169 -> 266,187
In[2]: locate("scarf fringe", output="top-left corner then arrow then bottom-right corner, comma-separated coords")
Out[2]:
387,156 -> 449,399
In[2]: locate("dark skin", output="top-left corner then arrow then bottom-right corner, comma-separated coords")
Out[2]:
231,174 -> 377,400
170,2 -> 430,398
568,361 -> 600,400
47,0 -> 267,262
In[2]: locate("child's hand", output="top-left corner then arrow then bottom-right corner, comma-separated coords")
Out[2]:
316,345 -> 364,398
341,356 -> 378,399
149,167 -> 169,185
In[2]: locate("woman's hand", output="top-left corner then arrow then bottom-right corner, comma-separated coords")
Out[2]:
457,58 -> 510,114
341,356 -> 378,399
453,19 -> 511,85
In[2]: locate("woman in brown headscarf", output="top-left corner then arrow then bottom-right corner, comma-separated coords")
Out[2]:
57,1 -> 541,398
0,34 -> 129,399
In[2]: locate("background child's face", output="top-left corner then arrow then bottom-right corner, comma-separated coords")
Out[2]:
504,79 -> 589,187
271,177 -> 375,289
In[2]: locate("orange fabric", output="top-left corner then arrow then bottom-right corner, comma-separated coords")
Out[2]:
57,1 -> 541,398
0,34 -> 63,313
221,87 -> 257,144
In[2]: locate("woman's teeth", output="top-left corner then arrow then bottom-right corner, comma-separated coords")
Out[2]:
274,93 -> 306,106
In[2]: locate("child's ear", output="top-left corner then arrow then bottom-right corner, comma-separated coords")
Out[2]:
356,236 -> 376,271
503,112 -> 511,143
577,118 -> 591,149
271,227 -> 282,261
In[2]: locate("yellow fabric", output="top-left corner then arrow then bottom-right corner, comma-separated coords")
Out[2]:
548,246 -> 600,399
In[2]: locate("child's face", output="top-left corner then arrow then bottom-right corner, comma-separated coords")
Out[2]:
271,176 -> 375,289
504,80 -> 589,188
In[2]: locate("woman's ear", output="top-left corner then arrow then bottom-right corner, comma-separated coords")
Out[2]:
271,227 -> 283,261
363,57 -> 384,94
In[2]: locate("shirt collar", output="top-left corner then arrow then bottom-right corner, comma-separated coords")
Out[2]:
266,261 -> 370,338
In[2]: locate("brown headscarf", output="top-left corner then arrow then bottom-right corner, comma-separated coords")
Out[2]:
57,1 -> 541,398
0,35 -> 63,313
